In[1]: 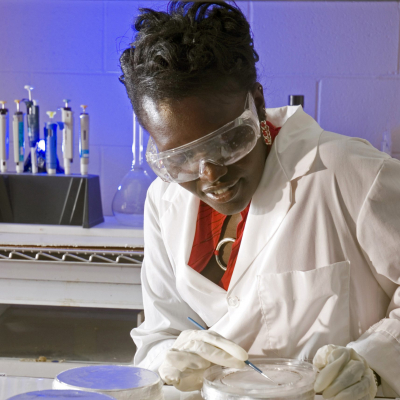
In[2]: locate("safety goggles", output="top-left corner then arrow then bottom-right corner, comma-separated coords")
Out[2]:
145,92 -> 260,183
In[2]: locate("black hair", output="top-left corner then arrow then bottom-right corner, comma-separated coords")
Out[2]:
119,1 -> 259,123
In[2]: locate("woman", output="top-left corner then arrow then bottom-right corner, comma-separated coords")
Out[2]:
119,2 -> 400,398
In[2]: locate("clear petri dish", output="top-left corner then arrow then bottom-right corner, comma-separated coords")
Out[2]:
53,365 -> 163,400
7,390 -> 115,400
202,358 -> 317,400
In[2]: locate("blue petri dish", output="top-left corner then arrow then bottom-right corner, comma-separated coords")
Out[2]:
53,365 -> 163,400
7,390 -> 116,400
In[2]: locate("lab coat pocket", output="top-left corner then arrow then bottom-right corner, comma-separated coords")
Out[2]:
256,261 -> 350,360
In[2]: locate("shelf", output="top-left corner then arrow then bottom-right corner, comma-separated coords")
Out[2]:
0,217 -> 145,309
0,246 -> 143,265
0,216 -> 144,249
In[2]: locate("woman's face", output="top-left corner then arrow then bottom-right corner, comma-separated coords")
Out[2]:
141,83 -> 268,215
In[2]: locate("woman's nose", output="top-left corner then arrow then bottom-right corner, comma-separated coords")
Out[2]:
199,160 -> 228,183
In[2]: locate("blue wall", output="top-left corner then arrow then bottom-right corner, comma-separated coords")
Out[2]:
0,1 -> 399,215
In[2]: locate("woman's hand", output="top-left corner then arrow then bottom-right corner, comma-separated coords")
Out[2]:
313,345 -> 377,400
158,329 -> 248,391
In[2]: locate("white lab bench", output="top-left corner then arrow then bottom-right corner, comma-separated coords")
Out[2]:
0,217 -> 144,310
0,377 -> 396,400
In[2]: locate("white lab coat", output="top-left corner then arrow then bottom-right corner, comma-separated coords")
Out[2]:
131,105 -> 400,396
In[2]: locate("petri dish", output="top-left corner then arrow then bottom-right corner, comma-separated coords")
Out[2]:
7,390 -> 115,400
53,365 -> 163,400
202,358 -> 317,400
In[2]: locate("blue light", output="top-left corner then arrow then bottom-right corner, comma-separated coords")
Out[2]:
118,185 -> 122,190
38,139 -> 45,151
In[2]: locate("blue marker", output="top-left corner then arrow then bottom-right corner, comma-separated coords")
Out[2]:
13,100 -> 25,173
23,86 -> 40,174
45,111 -> 64,175
187,317 -> 276,383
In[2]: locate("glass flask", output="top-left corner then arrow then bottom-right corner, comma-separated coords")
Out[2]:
112,113 -> 155,228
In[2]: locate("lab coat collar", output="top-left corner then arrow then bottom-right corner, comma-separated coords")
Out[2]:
267,105 -> 323,181
162,181 -> 181,203
228,105 -> 323,290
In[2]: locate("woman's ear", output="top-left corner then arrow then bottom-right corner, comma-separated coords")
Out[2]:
251,82 -> 266,120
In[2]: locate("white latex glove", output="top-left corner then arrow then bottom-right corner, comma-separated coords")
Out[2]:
313,345 -> 377,400
159,329 -> 248,392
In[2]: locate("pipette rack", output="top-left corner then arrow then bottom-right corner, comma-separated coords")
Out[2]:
0,174 -> 104,228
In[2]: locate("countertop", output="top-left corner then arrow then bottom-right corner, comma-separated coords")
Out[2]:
0,217 -> 144,249
0,377 -> 396,400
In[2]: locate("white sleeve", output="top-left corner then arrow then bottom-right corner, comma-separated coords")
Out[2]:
131,183 -> 204,371
348,157 -> 400,395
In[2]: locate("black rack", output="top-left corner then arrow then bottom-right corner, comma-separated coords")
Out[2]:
0,173 -> 104,228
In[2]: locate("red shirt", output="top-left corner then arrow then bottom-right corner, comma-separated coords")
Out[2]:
188,121 -> 281,290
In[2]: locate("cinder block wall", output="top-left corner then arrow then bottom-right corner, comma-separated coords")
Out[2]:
0,1 -> 399,216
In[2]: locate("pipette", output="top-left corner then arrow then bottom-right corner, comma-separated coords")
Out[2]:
0,101 -> 9,173
45,111 -> 64,175
61,99 -> 74,175
13,100 -> 25,173
187,317 -> 276,383
79,105 -> 89,175
23,85 -> 40,174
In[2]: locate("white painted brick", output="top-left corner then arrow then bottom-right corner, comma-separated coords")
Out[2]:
319,78 -> 400,150
30,72 -> 133,147
104,1 -> 169,73
240,1 -> 251,21
251,1 -> 399,76
0,72 -> 32,105
262,76 -> 318,119
0,0 -> 103,73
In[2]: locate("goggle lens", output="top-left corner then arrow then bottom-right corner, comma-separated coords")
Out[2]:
146,93 -> 260,183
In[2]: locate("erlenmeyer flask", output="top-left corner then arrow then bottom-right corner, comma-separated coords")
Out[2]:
112,113 -> 155,228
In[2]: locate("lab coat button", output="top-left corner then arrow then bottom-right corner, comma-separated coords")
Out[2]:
227,296 -> 239,307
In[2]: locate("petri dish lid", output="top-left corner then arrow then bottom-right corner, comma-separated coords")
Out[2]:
54,365 -> 160,392
202,358 -> 317,400
7,390 -> 115,400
